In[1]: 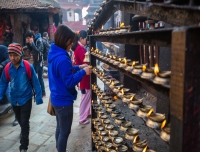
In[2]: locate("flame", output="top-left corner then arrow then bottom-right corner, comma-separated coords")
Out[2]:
120,22 -> 124,27
114,96 -> 118,100
92,100 -> 94,103
133,135 -> 139,144
118,58 -> 122,62
121,88 -> 124,95
130,95 -> 134,101
102,72 -> 104,77
124,58 -> 127,64
102,25 -> 104,29
132,61 -> 136,66
161,120 -> 167,129
142,145 -> 148,152
100,95 -> 103,98
146,109 -> 154,117
142,65 -> 146,72
111,81 -> 115,86
154,63 -> 159,75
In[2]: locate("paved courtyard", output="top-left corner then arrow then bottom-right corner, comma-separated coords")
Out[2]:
0,79 -> 91,152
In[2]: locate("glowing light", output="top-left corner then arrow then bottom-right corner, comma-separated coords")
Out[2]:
142,145 -> 148,152
133,135 -> 139,144
161,120 -> 167,129
146,109 -> 154,117
154,63 -> 159,75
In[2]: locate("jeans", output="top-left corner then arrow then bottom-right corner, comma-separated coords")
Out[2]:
13,99 -> 32,151
33,63 -> 46,95
53,105 -> 73,152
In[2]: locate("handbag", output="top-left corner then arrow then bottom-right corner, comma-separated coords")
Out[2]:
47,97 -> 56,116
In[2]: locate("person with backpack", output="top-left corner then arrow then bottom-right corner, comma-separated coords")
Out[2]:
25,30 -> 46,97
42,32 -> 50,63
0,43 -> 43,152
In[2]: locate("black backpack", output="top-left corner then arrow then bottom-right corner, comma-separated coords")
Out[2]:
42,38 -> 50,61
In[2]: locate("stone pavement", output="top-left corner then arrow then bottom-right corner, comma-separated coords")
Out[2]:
0,78 -> 92,152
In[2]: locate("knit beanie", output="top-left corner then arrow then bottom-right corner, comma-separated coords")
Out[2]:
8,43 -> 23,56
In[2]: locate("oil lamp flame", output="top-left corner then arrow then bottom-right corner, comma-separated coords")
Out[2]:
161,120 -> 167,129
142,65 -> 146,72
142,145 -> 148,152
119,58 -> 122,62
146,109 -> 154,117
92,100 -> 94,103
111,81 -> 114,86
120,22 -> 124,27
124,58 -> 127,64
114,96 -> 118,100
130,95 -> 134,101
133,135 -> 139,144
102,25 -> 104,29
132,61 -> 136,66
154,63 -> 159,75
121,88 -> 124,95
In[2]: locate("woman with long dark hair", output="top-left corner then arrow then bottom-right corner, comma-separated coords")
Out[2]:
48,25 -> 91,152
73,30 -> 91,125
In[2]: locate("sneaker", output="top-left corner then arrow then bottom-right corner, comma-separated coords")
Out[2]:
79,120 -> 90,125
13,119 -> 19,126
20,150 -> 27,152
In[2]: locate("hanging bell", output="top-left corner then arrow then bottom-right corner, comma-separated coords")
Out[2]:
84,51 -> 90,62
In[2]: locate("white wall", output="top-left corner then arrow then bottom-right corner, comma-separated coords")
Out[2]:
67,10 -> 75,21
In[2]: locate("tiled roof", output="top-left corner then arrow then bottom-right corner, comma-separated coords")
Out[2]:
64,21 -> 87,32
0,0 -> 60,9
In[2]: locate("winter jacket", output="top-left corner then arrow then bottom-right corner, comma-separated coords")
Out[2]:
74,43 -> 90,90
3,30 -> 13,46
0,45 -> 10,66
48,43 -> 86,106
42,37 -> 50,61
26,33 -> 44,64
0,60 -> 43,106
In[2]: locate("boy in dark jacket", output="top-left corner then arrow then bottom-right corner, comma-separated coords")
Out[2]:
0,43 -> 43,152
25,30 -> 46,97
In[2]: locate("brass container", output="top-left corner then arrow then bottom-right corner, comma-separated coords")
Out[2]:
113,60 -> 120,66
103,119 -> 111,125
100,115 -> 108,123
125,65 -> 134,72
125,128 -> 139,140
104,142 -> 113,151
95,122 -> 102,129
97,110 -> 105,117
101,136 -> 110,143
93,136 -> 100,143
117,145 -> 128,152
113,85 -> 123,93
146,113 -> 165,129
105,124 -> 114,132
95,141 -> 103,150
141,71 -> 155,79
120,121 -> 132,132
153,76 -> 170,85
158,71 -> 171,78
160,125 -> 170,142
128,99 -> 143,111
97,125 -> 104,131
109,130 -> 118,139
99,130 -> 108,136
119,63 -> 127,69
106,107 -> 115,112
112,137 -> 123,147
137,105 -> 152,119
111,110 -> 121,118
132,139 -> 147,152
114,115 -> 125,125
132,68 -> 142,75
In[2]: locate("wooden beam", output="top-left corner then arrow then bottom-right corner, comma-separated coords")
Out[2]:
170,26 -> 200,152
